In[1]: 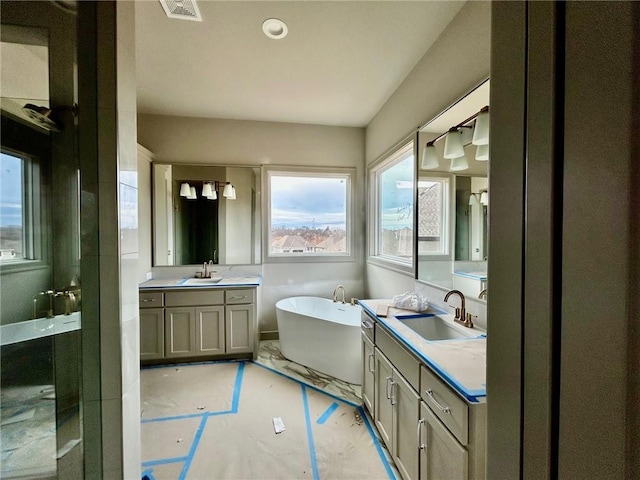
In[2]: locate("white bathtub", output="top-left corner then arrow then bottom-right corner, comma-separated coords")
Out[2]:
275,296 -> 362,384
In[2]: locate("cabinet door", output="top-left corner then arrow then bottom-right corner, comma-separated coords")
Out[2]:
165,307 -> 196,357
140,307 -> 164,360
374,348 -> 394,449
225,304 -> 254,354
420,402 -> 468,480
393,371 -> 420,480
361,333 -> 375,415
195,306 -> 225,355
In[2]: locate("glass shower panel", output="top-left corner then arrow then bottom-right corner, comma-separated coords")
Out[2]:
1,3 -> 83,478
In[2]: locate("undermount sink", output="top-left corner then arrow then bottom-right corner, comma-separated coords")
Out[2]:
183,276 -> 223,285
398,315 -> 477,341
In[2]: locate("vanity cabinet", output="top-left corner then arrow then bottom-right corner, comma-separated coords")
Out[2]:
140,292 -> 164,360
361,308 -> 485,480
139,286 -> 256,362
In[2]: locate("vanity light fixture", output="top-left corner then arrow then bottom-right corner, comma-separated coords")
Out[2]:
443,128 -> 466,159
475,144 -> 489,161
222,182 -> 234,198
421,142 -> 439,169
202,182 -> 213,198
450,154 -> 469,172
472,106 -> 490,145
188,186 -> 197,200
480,190 -> 488,206
180,182 -> 191,197
469,193 -> 478,206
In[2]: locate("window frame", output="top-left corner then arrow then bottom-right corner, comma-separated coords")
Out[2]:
415,172 -> 453,262
263,165 -> 356,263
367,139 -> 415,275
0,148 -> 47,273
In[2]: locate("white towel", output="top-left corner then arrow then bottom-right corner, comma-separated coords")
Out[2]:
391,291 -> 429,312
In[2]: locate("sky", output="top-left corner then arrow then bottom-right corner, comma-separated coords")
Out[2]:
0,152 -> 23,228
271,175 -> 347,229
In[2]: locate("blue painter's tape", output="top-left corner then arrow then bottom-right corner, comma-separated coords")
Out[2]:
252,361 -> 361,408
316,402 -> 339,425
141,455 -> 188,467
179,412 -> 209,480
301,385 -> 320,480
141,467 -> 158,480
231,361 -> 245,413
141,412 -> 207,424
359,406 -> 397,480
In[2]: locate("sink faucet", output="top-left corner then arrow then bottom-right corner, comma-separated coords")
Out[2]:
478,289 -> 487,300
332,284 -> 346,304
444,289 -> 474,328
203,260 -> 214,278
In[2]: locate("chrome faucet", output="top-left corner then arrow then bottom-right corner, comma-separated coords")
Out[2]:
444,289 -> 474,328
332,285 -> 346,304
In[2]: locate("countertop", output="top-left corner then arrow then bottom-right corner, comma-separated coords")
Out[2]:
139,276 -> 262,289
359,299 -> 486,403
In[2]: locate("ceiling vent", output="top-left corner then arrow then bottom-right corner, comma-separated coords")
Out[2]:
159,0 -> 202,22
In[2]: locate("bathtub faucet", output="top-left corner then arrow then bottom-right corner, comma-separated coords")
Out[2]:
332,285 -> 346,304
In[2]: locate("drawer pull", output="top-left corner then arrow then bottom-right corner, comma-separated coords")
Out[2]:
229,295 -> 247,300
368,353 -> 375,373
390,380 -> 396,406
141,298 -> 155,303
361,319 -> 373,330
417,418 -> 425,451
385,376 -> 392,400
426,389 -> 451,414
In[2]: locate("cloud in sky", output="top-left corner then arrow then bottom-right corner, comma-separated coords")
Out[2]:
271,175 -> 346,229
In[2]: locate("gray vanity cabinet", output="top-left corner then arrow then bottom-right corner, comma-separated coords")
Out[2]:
140,286 -> 257,362
361,332 -> 375,414
420,402 -> 468,480
140,291 -> 165,360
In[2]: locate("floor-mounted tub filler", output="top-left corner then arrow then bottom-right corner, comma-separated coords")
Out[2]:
276,296 -> 362,384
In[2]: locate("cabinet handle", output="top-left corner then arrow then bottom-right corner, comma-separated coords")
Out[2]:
417,418 -> 425,451
426,389 -> 451,414
385,376 -> 392,400
390,381 -> 397,405
361,319 -> 373,330
368,353 -> 375,373
229,295 -> 247,300
141,298 -> 155,303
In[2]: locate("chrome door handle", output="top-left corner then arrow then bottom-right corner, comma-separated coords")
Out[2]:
368,353 -> 375,373
417,418 -> 425,451
426,389 -> 451,414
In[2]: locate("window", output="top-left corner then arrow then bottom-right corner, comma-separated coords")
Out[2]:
417,176 -> 450,256
370,142 -> 415,270
0,150 -> 40,266
266,168 -> 353,261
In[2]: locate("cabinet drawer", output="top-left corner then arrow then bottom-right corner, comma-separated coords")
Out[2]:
165,290 -> 224,307
139,291 -> 164,307
361,311 -> 375,342
375,324 -> 419,391
225,288 -> 255,305
421,365 -> 469,445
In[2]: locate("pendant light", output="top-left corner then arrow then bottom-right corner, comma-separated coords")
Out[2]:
421,142 -> 439,169
443,128 -> 465,159
472,106 -> 490,145
187,186 -> 197,199
222,182 -> 233,198
202,182 -> 213,198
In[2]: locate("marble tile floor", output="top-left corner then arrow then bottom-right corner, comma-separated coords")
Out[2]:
255,340 -> 362,405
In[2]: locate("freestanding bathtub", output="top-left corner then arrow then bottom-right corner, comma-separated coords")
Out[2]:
275,296 -> 362,384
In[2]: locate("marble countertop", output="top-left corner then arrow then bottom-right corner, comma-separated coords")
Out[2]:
359,299 -> 486,403
139,276 -> 262,289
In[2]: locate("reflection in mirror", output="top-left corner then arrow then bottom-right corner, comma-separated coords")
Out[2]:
153,164 -> 261,266
416,79 -> 489,301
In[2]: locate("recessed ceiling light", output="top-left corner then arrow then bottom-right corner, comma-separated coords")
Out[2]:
262,18 -> 288,40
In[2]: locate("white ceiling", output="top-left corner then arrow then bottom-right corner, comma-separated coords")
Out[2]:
135,1 -> 465,128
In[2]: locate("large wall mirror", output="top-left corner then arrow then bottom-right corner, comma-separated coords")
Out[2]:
153,163 -> 261,266
416,79 -> 489,301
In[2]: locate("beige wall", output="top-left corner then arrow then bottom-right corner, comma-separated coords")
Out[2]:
137,114 -> 366,333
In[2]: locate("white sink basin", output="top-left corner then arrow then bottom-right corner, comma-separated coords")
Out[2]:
399,315 -> 476,341
183,277 -> 223,286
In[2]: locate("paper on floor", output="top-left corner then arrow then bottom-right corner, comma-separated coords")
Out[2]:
272,416 -> 286,434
